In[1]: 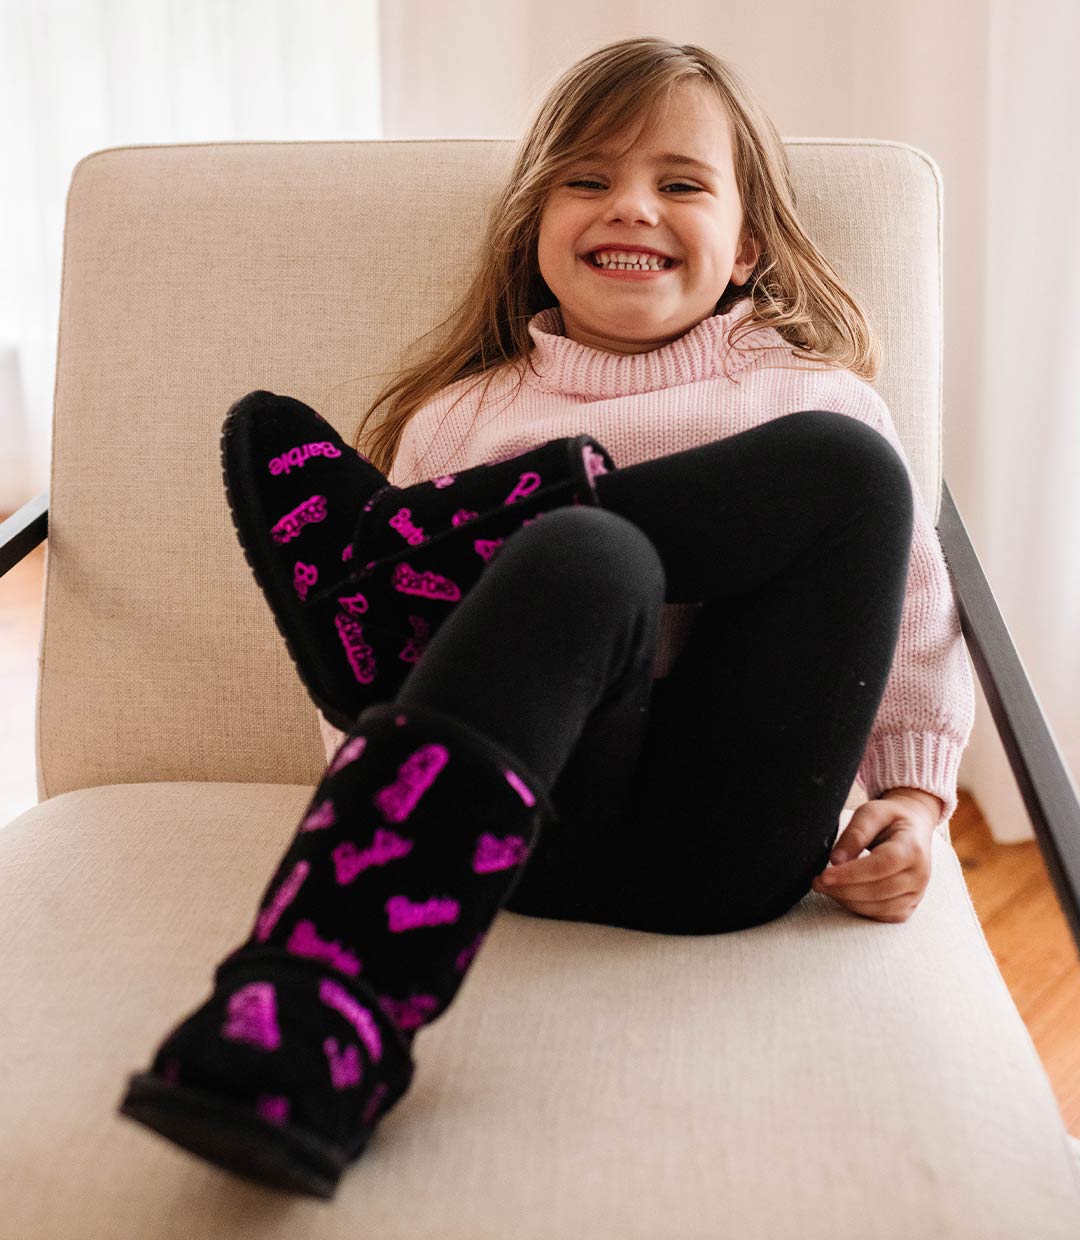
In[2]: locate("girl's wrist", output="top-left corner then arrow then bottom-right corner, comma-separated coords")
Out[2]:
879,786 -> 943,821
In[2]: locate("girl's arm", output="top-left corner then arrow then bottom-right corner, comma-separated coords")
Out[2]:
826,381 -> 977,832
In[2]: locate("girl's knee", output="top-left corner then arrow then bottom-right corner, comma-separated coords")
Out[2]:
791,410 -> 914,517
503,506 -> 666,609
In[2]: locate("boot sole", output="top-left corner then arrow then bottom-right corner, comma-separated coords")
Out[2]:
220,391 -> 369,733
119,1069 -> 362,1198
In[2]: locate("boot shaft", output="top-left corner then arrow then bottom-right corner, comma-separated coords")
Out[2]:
228,700 -> 558,1036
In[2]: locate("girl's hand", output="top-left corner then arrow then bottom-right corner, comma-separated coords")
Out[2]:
811,793 -> 938,923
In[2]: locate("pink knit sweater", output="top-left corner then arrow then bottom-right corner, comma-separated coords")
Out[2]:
318,296 -> 975,830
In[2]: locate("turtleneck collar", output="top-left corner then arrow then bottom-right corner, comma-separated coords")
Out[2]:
522,296 -> 785,398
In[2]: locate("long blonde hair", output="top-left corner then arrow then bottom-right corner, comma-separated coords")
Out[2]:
354,35 -> 880,475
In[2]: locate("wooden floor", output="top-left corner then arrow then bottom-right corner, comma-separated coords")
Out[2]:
2,538 -> 1078,1137
950,798 -> 1080,1135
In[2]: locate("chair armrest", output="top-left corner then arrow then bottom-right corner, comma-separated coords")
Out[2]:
938,478 -> 1080,958
0,490 -> 48,578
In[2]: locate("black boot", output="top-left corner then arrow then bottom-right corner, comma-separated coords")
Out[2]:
220,389 -> 616,731
118,699 -> 557,1199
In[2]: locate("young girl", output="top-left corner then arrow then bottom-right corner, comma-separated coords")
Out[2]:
119,36 -> 975,1199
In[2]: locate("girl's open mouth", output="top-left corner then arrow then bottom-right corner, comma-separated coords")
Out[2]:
580,254 -> 680,280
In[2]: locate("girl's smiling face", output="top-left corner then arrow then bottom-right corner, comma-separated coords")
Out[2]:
537,81 -> 760,355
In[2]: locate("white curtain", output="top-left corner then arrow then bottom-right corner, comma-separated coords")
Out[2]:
969,1 -> 1080,841
0,0 -> 381,512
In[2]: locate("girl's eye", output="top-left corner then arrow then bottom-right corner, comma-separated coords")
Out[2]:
567,180 -> 700,194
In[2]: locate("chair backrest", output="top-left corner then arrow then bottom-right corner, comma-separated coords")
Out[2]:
37,138 -> 945,798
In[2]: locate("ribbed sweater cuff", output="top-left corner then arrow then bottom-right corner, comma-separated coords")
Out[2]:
858,730 -> 965,832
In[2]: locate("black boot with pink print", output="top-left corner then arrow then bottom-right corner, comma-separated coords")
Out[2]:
220,389 -> 615,733
118,699 -> 557,1199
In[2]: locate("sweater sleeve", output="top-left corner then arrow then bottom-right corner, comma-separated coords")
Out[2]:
828,380 -> 976,833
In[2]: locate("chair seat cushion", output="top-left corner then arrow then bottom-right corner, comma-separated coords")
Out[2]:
2,782 -> 1078,1238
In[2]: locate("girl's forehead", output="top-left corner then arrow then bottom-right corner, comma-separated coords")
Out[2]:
589,91 -> 729,154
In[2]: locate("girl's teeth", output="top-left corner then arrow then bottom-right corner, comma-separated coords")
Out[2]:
591,253 -> 672,270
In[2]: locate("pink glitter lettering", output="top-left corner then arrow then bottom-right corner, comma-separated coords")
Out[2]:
388,507 -> 427,546
319,978 -> 383,1063
334,612 -> 377,683
269,512 -> 301,542
221,981 -> 281,1051
286,919 -> 362,977
294,560 -> 318,599
270,495 -> 328,544
433,475 -> 456,488
299,798 -> 336,831
391,562 -> 461,602
323,1037 -> 362,1090
255,1094 -> 290,1126
385,894 -> 460,933
374,743 -> 449,822
255,860 -> 310,942
504,471 -> 542,505
342,542 -> 354,562
268,441 -> 343,476
328,734 -> 367,775
361,1081 -> 390,1127
338,591 -> 369,615
474,538 -> 503,562
583,444 -> 610,479
451,507 -> 478,526
455,931 -> 487,973
504,769 -> 536,807
399,614 -> 430,664
473,832 -> 529,874
377,992 -> 439,1032
333,828 -> 414,885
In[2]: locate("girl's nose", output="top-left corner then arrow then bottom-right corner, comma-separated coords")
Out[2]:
604,192 -> 660,226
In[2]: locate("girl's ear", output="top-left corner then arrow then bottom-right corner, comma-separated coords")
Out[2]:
731,232 -> 761,286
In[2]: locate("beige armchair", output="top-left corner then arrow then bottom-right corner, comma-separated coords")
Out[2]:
2,137 -> 1080,1237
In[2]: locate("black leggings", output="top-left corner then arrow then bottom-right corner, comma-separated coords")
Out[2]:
394,409 -> 915,935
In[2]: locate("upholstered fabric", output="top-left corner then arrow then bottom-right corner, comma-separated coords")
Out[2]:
2,787 -> 1079,1236
3,137 -> 1077,1233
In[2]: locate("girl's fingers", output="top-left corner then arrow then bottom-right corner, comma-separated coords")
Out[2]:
813,870 -> 913,901
827,887 -> 921,919
844,897 -> 919,923
840,890 -> 920,909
